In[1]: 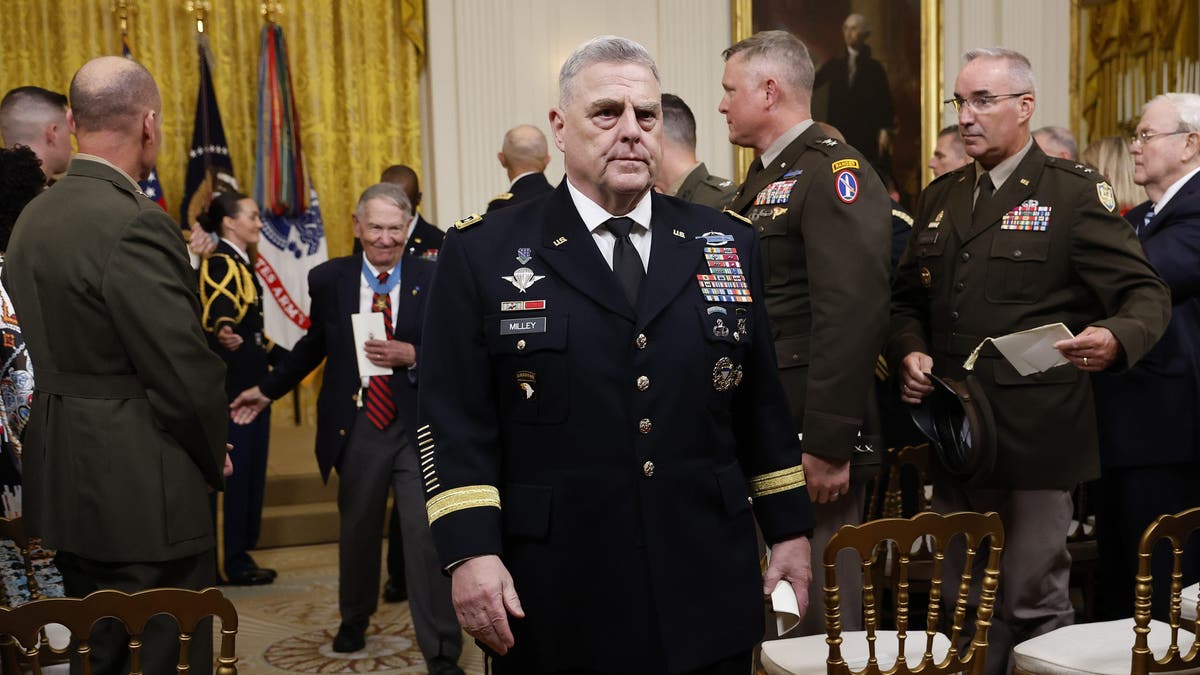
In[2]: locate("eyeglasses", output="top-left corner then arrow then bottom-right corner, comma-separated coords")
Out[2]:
1128,130 -> 1190,147
943,92 -> 1030,114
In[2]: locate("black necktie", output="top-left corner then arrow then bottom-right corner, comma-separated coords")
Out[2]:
606,217 -> 644,307
973,172 -> 996,228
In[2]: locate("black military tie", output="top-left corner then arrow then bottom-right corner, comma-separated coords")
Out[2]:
973,172 -> 996,228
606,216 -> 644,307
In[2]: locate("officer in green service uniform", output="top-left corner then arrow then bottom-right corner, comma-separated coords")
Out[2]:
721,30 -> 893,637
655,94 -> 737,210
890,47 -> 1170,675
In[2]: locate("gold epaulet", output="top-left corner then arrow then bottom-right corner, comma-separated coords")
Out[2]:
454,213 -> 483,230
490,192 -> 513,202
722,209 -> 752,226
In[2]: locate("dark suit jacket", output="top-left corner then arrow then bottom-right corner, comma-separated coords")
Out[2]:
486,172 -> 554,212
407,215 -> 444,260
730,125 -> 892,477
259,253 -> 433,481
1093,171 -> 1200,468
3,158 -> 228,562
814,45 -> 893,164
890,145 -> 1171,489
420,185 -> 813,673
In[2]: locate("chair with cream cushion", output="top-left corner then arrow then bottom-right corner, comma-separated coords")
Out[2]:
1013,505 -> 1200,675
761,510 -> 1004,675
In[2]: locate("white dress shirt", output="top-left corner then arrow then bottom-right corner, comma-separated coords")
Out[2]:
565,179 -> 653,272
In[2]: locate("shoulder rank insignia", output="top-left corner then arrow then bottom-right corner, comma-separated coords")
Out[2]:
832,158 -> 860,172
1096,181 -> 1117,213
491,192 -> 513,202
721,209 -> 752,226
454,213 -> 483,230
817,137 -> 839,147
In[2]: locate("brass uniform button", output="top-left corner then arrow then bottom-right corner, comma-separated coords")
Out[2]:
635,333 -> 648,350
636,376 -> 650,391
338,429 -> 347,437
638,418 -> 652,434
643,461 -> 655,477
517,339 -> 527,350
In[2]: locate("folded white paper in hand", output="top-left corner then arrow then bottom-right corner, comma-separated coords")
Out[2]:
963,322 -> 1074,375
770,579 -> 801,635
351,312 -> 393,377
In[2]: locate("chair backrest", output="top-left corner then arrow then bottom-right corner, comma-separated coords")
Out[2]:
0,517 -> 42,602
0,587 -> 238,675
1133,506 -> 1200,675
869,444 -> 932,521
824,510 -> 1004,675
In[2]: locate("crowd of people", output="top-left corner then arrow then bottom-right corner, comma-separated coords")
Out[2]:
0,24 -> 1197,675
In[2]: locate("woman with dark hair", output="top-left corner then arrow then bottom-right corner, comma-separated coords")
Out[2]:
0,145 -> 63,604
198,191 -> 283,586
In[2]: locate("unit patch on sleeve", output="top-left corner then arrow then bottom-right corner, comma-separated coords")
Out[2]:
835,170 -> 859,204
1096,181 -> 1117,213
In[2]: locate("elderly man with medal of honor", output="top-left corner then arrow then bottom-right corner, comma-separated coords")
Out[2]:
419,35 -> 815,675
889,47 -> 1170,675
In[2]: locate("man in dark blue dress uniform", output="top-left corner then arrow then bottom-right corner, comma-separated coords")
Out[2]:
419,36 -> 815,675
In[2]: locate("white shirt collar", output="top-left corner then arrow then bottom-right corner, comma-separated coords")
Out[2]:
565,178 -> 653,234
220,238 -> 250,263
510,171 -> 537,188
1154,165 -> 1200,214
761,120 -> 815,170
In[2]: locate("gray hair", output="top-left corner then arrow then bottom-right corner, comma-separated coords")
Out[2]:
1033,125 -> 1078,160
355,182 -> 412,218
722,30 -> 815,96
963,47 -> 1037,97
559,36 -> 660,107
1145,93 -> 1200,132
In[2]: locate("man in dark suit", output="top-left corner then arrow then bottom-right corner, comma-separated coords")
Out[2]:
721,31 -> 892,637
654,94 -> 736,210
890,48 -> 1171,675
1093,92 -> 1200,621
813,14 -> 893,169
380,164 -> 444,260
231,183 -> 463,674
486,124 -> 554,212
4,56 -> 229,674
421,36 -> 814,675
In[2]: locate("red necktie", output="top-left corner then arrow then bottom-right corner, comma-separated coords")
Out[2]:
365,271 -> 397,430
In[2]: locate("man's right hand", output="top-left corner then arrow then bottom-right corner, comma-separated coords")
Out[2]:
229,386 -> 271,425
899,351 -> 935,404
450,554 -> 525,655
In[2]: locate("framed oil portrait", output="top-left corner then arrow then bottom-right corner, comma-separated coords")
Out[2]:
732,0 -> 942,206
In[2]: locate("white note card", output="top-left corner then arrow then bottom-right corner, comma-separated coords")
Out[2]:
351,312 -> 392,377
991,322 -> 1074,375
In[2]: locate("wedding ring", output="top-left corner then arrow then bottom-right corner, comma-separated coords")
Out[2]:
1083,357 -> 1089,367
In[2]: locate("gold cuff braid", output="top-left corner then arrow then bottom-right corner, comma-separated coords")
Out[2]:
427,485 -> 501,524
749,465 -> 807,498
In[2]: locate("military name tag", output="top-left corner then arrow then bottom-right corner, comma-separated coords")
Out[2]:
500,317 -> 547,334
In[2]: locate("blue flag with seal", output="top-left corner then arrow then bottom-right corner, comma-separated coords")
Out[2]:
181,34 -> 238,230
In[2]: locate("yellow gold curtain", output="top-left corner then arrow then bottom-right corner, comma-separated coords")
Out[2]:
0,0 -> 424,259
1081,0 -> 1198,143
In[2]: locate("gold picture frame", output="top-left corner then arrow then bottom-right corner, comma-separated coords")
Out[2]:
731,0 -> 943,188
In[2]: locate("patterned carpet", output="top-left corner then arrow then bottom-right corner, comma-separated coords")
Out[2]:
222,544 -> 485,674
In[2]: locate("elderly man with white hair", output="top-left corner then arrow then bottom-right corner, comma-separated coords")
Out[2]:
1092,92 -> 1200,622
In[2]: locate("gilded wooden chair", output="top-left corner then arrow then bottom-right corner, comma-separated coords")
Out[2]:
868,444 -> 932,522
0,587 -> 238,675
761,510 -> 1004,675
1013,505 -> 1200,675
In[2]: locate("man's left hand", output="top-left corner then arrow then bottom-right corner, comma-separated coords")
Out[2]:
1054,326 -> 1121,372
364,339 -> 416,368
763,535 -> 812,621
803,453 -> 850,504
